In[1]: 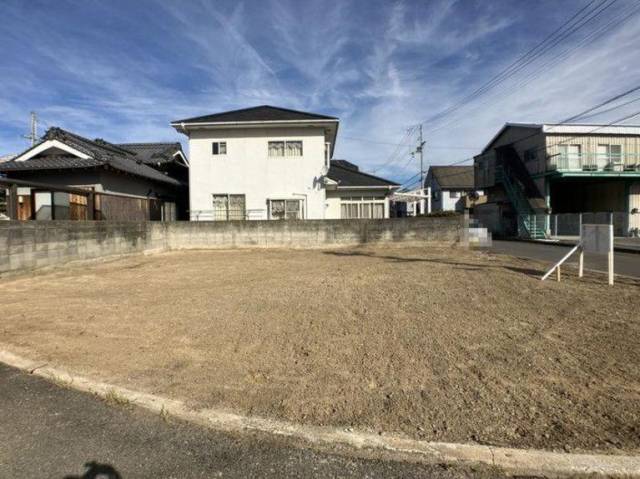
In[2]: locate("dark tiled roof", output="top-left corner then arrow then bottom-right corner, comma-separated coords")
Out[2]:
106,156 -> 182,185
173,105 -> 338,124
0,127 -> 182,186
330,159 -> 359,171
0,156 -> 103,170
327,160 -> 398,188
116,142 -> 185,165
428,166 -> 474,189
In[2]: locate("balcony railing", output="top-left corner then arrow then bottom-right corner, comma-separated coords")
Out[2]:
548,152 -> 640,172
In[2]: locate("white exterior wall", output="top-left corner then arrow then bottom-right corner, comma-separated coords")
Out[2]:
433,187 -> 484,212
325,193 -> 341,219
442,190 -> 461,211
188,127 -> 327,220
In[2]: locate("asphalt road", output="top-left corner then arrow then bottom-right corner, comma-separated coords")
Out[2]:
490,240 -> 640,279
0,364 -> 505,479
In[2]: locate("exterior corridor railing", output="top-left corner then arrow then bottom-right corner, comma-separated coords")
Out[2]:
548,152 -> 640,172
525,212 -> 635,238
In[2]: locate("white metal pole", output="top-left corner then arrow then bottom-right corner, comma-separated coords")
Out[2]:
608,223 -> 614,285
579,212 -> 582,237
541,244 -> 581,281
578,247 -> 584,278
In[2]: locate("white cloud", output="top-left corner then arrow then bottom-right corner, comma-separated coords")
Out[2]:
1,0 -> 639,186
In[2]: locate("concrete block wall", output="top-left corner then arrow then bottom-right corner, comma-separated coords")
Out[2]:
0,221 -> 164,274
0,216 -> 464,274
160,217 -> 462,250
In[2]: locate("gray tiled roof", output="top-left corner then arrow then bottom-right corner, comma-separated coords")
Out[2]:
173,105 -> 337,124
327,160 -> 398,188
116,142 -> 184,165
0,128 -> 182,186
428,166 -> 474,189
0,156 -> 103,170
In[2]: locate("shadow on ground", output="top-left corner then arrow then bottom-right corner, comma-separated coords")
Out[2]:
323,250 -> 542,277
64,461 -> 122,479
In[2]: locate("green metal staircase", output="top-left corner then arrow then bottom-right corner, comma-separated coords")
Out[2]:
495,165 -> 547,240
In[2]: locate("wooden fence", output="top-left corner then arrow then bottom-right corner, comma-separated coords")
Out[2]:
1,178 -> 172,221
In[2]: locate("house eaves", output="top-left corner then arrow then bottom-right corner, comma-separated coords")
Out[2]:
480,123 -> 543,155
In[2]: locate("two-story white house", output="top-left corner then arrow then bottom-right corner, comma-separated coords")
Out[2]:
172,105 -> 398,220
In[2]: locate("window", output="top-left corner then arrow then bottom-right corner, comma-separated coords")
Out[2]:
212,194 -> 245,220
449,191 -> 460,199
598,144 -> 622,161
611,144 -> 622,162
268,141 -> 284,157
340,196 -> 385,219
286,141 -> 303,156
597,144 -> 623,169
269,199 -> 303,219
268,140 -> 303,157
212,142 -> 227,155
558,144 -> 581,169
558,145 -> 567,160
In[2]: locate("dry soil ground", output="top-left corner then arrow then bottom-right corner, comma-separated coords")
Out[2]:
1,245 -> 639,454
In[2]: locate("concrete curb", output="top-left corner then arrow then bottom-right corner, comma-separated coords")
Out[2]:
1,348 -> 639,478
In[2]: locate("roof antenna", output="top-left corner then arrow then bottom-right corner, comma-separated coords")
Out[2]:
22,111 -> 38,146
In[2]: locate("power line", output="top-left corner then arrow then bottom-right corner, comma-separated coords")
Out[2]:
420,0 -> 619,133
424,0 -> 639,137
397,84 -> 640,190
397,156 -> 474,190
562,85 -> 640,123
575,96 -> 640,121
390,0 -> 635,187
370,126 -> 418,174
355,1 -> 637,185
421,0 -> 613,129
459,1 -> 640,128
411,109 -> 640,189
340,135 -> 478,149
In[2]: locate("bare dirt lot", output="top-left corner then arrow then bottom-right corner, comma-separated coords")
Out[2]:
1,245 -> 639,454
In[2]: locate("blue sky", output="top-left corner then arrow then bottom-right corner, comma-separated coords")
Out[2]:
1,0 -> 640,184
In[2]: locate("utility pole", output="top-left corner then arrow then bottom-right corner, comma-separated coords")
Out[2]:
23,111 -> 38,146
416,124 -> 426,215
